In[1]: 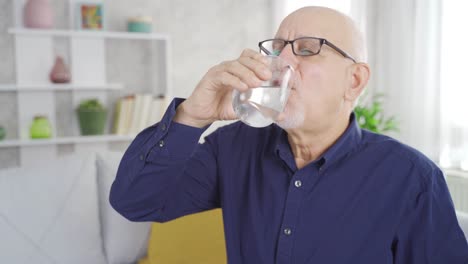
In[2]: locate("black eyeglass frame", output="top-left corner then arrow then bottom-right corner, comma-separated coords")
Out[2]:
258,37 -> 357,63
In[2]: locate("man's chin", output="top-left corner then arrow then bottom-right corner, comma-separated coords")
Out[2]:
275,112 -> 304,130
274,99 -> 305,129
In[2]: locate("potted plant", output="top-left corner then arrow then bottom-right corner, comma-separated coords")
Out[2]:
76,98 -> 107,135
354,93 -> 399,134
0,125 -> 6,141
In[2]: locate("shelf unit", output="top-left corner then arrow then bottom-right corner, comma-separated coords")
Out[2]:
3,0 -> 172,167
8,28 -> 170,41
0,134 -> 136,148
0,83 -> 124,92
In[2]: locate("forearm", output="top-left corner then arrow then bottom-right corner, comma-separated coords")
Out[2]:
109,145 -> 195,222
109,98 -> 208,222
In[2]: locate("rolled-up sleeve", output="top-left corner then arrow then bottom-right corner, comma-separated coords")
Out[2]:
393,168 -> 468,263
109,98 -> 220,222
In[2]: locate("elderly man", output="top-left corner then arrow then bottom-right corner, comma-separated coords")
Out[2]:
110,6 -> 468,263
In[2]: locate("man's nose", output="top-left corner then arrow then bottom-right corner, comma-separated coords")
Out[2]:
278,44 -> 298,69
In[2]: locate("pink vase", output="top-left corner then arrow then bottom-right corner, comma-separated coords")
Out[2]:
24,0 -> 54,29
50,56 -> 71,83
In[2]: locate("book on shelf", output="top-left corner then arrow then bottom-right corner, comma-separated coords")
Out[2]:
112,93 -> 167,135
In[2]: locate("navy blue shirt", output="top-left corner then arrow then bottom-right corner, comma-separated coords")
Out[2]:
110,98 -> 468,264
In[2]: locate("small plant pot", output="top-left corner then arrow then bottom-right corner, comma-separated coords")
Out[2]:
77,109 -> 107,135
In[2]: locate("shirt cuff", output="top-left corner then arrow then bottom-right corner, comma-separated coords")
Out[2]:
146,97 -> 210,161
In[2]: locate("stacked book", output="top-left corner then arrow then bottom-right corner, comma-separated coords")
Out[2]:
112,94 -> 167,135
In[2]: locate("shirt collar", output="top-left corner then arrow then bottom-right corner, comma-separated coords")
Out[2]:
274,113 -> 362,171
320,113 -> 362,170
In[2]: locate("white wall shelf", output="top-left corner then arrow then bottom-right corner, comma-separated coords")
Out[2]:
0,83 -> 124,92
5,0 -> 171,167
0,134 -> 135,148
8,28 -> 170,41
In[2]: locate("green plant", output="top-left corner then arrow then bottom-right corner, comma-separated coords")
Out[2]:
77,98 -> 105,111
0,125 -> 6,140
354,93 -> 399,134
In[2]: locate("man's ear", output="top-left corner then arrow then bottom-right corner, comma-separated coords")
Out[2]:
345,63 -> 370,101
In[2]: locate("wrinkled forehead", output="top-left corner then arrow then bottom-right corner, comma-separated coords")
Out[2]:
275,8 -> 351,49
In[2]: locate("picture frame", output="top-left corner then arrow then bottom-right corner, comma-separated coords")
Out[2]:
75,2 -> 104,30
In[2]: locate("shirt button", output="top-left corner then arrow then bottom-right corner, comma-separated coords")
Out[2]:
161,123 -> 167,131
158,140 -> 165,147
139,154 -> 144,161
284,228 -> 292,236
294,180 -> 302,188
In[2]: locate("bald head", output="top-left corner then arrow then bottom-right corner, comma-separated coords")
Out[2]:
276,6 -> 367,62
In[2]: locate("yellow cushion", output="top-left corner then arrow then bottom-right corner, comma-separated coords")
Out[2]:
139,209 -> 227,264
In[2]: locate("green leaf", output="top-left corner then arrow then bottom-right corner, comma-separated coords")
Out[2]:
77,98 -> 105,111
353,93 -> 399,134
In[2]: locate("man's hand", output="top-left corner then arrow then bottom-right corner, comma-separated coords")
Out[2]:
173,49 -> 272,128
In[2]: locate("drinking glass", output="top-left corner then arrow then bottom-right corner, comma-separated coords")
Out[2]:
232,55 -> 294,127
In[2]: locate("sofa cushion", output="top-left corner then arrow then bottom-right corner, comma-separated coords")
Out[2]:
96,151 -> 151,264
0,153 -> 107,264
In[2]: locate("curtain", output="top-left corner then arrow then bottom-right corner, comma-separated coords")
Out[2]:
350,0 -> 442,161
439,1 -> 468,170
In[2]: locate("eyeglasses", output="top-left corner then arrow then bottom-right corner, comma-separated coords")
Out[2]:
258,37 -> 357,63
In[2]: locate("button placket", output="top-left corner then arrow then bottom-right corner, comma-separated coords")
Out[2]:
276,170 -> 307,261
